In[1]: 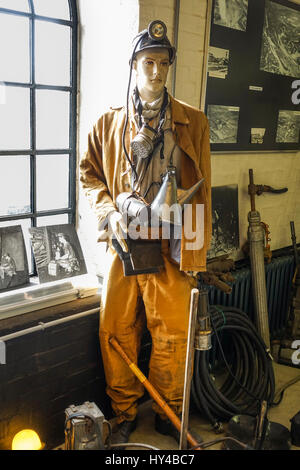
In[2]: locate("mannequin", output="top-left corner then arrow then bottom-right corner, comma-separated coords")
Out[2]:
80,21 -> 212,445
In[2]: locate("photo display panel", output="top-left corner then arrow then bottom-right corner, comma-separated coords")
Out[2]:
205,0 -> 300,152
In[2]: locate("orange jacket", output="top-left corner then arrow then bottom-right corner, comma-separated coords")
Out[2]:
80,94 -> 212,272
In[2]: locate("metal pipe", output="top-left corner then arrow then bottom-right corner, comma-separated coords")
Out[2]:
179,288 -> 199,450
0,307 -> 99,343
248,210 -> 271,349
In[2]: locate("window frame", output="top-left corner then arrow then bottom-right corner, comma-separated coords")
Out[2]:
0,0 -> 78,246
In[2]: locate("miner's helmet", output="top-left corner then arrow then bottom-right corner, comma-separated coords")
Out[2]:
131,20 -> 176,65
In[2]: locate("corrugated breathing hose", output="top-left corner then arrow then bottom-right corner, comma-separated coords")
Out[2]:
191,305 -> 276,431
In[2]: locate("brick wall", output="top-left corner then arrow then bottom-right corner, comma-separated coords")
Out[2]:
0,296 -> 152,450
0,297 -> 104,449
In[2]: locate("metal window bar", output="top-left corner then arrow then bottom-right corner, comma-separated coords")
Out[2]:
0,0 -> 78,273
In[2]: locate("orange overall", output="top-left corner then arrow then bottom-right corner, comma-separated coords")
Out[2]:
80,95 -> 211,423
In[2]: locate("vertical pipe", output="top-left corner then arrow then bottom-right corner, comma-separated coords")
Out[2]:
179,288 -> 199,450
248,210 -> 271,349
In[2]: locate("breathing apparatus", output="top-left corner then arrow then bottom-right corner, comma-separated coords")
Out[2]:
122,20 -> 176,184
119,20 -> 205,230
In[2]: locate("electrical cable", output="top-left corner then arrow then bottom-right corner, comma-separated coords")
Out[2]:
191,305 -> 276,430
109,442 -> 160,450
122,34 -> 146,185
273,374 -> 300,404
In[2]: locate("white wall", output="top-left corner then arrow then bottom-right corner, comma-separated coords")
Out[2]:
77,0 -> 139,276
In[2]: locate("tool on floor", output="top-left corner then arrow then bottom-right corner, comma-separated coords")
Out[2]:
247,169 -> 288,349
290,410 -> 300,447
109,336 -> 202,450
224,400 -> 291,450
64,401 -> 107,450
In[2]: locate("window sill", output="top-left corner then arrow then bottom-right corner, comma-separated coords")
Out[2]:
0,274 -> 101,320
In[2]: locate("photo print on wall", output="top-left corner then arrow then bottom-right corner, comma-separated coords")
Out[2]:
0,225 -> 29,292
207,185 -> 240,259
260,0 -> 300,78
213,0 -> 248,32
29,224 -> 87,284
207,105 -> 240,144
208,46 -> 230,79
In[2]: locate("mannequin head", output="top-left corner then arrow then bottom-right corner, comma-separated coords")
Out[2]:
133,47 -> 170,102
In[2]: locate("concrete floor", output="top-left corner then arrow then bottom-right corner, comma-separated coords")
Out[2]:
123,362 -> 300,451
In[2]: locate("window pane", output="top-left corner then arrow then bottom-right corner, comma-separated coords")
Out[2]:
0,156 -> 31,216
37,214 -> 69,227
0,0 -> 29,11
0,86 -> 30,150
0,218 -> 32,273
36,89 -> 70,149
33,0 -> 70,20
0,14 -> 30,83
36,155 -> 69,211
35,21 -> 70,86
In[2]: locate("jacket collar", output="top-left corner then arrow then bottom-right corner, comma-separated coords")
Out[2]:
169,95 -> 190,125
169,95 -> 200,167
127,92 -> 198,166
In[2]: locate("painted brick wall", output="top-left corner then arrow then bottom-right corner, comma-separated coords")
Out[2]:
0,295 -> 151,450
0,297 -> 105,450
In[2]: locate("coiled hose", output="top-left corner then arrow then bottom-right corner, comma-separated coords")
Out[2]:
191,305 -> 276,430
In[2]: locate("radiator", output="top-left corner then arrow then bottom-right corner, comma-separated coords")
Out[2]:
207,255 -> 295,339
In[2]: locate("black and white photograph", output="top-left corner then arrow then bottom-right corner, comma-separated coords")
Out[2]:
251,127 -> 266,144
208,185 -> 240,259
213,0 -> 248,32
29,223 -> 87,284
208,46 -> 229,79
276,110 -> 300,143
207,104 -> 240,144
0,225 -> 29,292
260,0 -> 300,78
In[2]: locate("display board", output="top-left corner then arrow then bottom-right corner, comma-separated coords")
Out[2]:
204,0 -> 300,152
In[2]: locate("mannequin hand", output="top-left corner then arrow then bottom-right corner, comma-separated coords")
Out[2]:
108,211 -> 129,253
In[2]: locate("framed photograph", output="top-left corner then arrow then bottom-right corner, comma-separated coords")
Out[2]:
204,0 -> 300,152
29,224 -> 87,284
207,184 -> 240,259
0,225 -> 29,292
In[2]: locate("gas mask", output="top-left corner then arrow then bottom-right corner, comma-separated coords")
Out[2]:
130,122 -> 159,160
130,86 -> 169,161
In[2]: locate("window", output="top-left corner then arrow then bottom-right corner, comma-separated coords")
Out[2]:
0,0 -> 78,273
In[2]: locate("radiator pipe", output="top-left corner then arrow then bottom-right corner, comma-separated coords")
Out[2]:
0,307 -> 99,343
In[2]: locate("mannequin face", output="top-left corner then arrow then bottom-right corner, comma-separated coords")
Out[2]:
133,48 -> 170,102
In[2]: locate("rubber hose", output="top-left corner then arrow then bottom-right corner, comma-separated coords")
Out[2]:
191,305 -> 276,429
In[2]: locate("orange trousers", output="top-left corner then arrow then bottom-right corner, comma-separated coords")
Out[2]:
99,243 -> 195,424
